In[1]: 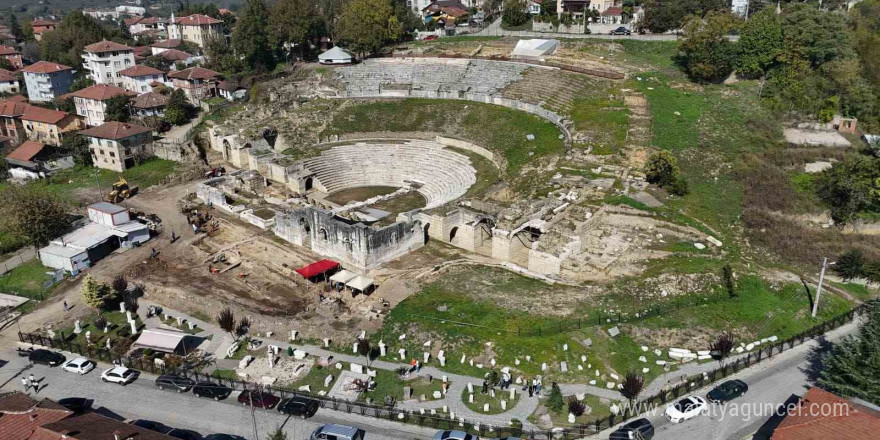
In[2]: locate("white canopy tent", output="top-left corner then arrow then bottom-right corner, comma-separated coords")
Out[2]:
346,275 -> 375,294
319,46 -> 354,65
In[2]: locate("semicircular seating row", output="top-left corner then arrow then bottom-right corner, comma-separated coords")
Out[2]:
302,141 -> 477,209
335,58 -> 530,95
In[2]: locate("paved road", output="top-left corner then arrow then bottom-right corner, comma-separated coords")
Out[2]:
594,318 -> 860,440
0,348 -> 437,440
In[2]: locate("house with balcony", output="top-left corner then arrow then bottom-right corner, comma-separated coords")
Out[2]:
0,69 -> 20,94
81,40 -> 136,86
21,61 -> 75,103
131,91 -> 168,117
0,98 -> 28,146
81,121 -> 153,172
119,65 -> 167,93
21,106 -> 83,146
71,84 -> 137,127
168,66 -> 220,104
167,13 -> 222,48
0,45 -> 23,70
31,19 -> 58,41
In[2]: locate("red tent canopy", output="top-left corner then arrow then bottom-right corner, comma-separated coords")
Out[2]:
295,259 -> 340,279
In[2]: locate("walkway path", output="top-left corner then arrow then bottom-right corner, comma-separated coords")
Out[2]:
132,298 -> 808,430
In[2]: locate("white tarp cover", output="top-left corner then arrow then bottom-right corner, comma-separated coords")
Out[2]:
330,269 -> 358,284
133,328 -> 187,353
346,275 -> 374,292
511,39 -> 559,59
318,46 -> 354,63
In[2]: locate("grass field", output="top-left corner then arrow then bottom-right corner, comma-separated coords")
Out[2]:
0,260 -> 57,300
323,99 -> 565,177
360,370 -> 445,403
35,158 -> 182,203
569,96 -> 629,154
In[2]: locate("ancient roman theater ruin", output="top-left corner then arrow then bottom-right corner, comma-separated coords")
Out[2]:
202,56 -> 711,280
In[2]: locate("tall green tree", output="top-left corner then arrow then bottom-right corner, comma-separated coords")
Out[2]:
164,88 -> 192,125
835,249 -> 865,281
81,275 -> 111,310
270,0 -> 320,60
676,11 -> 738,83
641,0 -> 728,34
0,184 -> 70,248
502,0 -> 529,27
814,158 -> 880,224
232,0 -> 276,72
40,12 -> 130,67
818,299 -> 880,405
336,0 -> 401,57
104,95 -> 131,123
644,150 -> 680,188
9,14 -> 23,41
734,8 -> 782,78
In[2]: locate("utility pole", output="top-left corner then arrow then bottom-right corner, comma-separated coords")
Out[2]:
812,257 -> 835,317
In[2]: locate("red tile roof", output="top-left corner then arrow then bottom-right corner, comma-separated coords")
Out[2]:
0,392 -> 73,440
771,387 -> 880,440
21,61 -> 73,74
0,45 -> 19,56
21,106 -> 70,124
30,19 -> 58,27
7,95 -> 26,102
0,100 -> 28,117
118,65 -> 165,77
151,39 -> 182,49
32,28 -> 53,35
0,69 -> 16,82
35,412 -> 176,440
173,14 -> 222,25
140,17 -> 166,25
132,91 -> 168,108
83,40 -> 134,53
168,66 -> 220,81
132,46 -> 152,56
79,121 -> 152,140
602,6 -> 623,15
6,140 -> 45,162
124,16 -> 144,26
71,84 -> 136,101
157,49 -> 192,61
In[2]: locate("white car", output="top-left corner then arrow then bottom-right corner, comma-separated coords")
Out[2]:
664,395 -> 707,423
61,357 -> 95,375
100,366 -> 137,385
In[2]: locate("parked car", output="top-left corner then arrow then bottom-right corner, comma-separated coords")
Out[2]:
310,424 -> 365,440
100,366 -> 137,385
61,357 -> 95,375
167,429 -> 203,440
707,379 -> 749,404
237,390 -> 280,409
56,397 -> 92,414
193,382 -> 231,400
28,349 -> 66,367
277,396 -> 320,418
609,418 -> 655,440
609,26 -> 632,35
664,396 -> 707,423
155,374 -> 196,393
434,430 -> 479,440
425,35 -> 438,41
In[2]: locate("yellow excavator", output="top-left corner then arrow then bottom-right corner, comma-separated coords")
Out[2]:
105,177 -> 139,203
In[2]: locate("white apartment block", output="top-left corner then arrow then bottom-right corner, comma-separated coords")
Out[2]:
119,65 -> 167,93
82,40 -> 135,87
70,84 -> 136,127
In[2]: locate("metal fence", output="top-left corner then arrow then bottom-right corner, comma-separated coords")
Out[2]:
17,302 -> 870,440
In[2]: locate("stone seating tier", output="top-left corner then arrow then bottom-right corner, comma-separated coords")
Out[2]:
303,141 -> 477,209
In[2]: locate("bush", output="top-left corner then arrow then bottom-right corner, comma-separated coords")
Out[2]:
668,177 -> 690,196
502,0 -> 529,27
568,398 -> 586,416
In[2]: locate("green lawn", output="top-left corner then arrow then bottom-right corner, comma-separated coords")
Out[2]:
461,385 -> 521,415
360,369 -> 445,403
284,363 -> 338,393
578,40 -> 680,75
0,260 -> 57,300
211,369 -> 239,380
833,282 -> 876,302
58,310 -> 144,349
322,99 -> 565,178
569,96 -> 629,154
37,158 -> 181,202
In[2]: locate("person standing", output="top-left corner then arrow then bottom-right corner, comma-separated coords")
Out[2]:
21,377 -> 29,391
28,374 -> 36,390
536,377 -> 542,395
62,301 -> 68,312
528,379 -> 534,398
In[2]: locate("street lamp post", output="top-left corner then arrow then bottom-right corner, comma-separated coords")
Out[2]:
812,257 -> 836,318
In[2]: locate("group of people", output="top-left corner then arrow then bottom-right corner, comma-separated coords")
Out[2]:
525,376 -> 543,398
20,374 -> 41,392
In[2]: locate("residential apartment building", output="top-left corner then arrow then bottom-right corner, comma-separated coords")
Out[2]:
21,106 -> 83,146
0,69 -> 20,94
167,13 -> 222,48
168,66 -> 220,104
150,39 -> 183,55
0,45 -> 23,70
71,84 -> 137,127
0,98 -> 27,146
132,91 -> 167,117
81,40 -> 135,86
119,65 -> 167,93
81,121 -> 153,172
21,61 -> 75,102
127,16 -> 167,35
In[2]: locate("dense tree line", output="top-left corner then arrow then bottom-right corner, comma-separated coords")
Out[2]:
40,12 -> 132,67
676,2 -> 879,130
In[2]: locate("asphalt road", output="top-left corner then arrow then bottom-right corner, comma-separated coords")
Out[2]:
0,349 -> 438,440
615,319 -> 859,440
